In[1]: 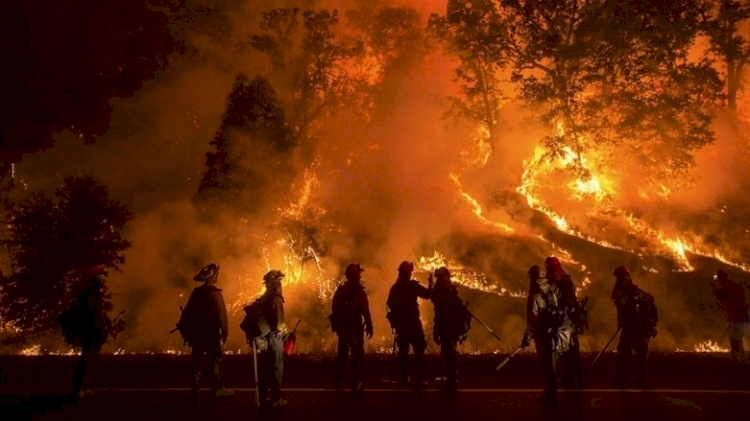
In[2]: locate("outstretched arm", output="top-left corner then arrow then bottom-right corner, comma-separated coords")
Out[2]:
415,283 -> 431,300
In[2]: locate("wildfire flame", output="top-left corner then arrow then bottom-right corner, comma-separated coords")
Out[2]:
518,145 -> 626,252
416,251 -> 525,298
676,340 -> 730,353
518,138 -> 750,274
449,173 -> 514,234
20,344 -> 42,356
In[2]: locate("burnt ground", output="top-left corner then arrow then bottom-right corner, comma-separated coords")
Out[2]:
1,352 -> 749,420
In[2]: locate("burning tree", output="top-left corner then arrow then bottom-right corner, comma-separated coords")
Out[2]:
510,0 -> 720,180
197,75 -> 295,213
434,0 -> 722,184
0,176 -> 131,334
250,8 -> 364,142
698,0 -> 750,117
428,0 -> 508,151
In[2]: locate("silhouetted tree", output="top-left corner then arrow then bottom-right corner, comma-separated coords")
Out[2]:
450,0 -> 723,181
0,176 -> 131,333
251,8 -> 363,140
0,0 -> 183,170
699,0 -> 750,116
429,0 -> 507,150
197,75 -> 295,209
346,5 -> 431,121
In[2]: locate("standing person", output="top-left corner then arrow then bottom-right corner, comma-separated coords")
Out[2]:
711,269 -> 749,363
544,256 -> 585,388
520,265 -> 569,410
255,270 -> 288,409
329,263 -> 373,393
386,261 -> 433,390
611,266 -> 658,388
65,266 -> 121,400
431,267 -> 471,394
177,263 -> 233,399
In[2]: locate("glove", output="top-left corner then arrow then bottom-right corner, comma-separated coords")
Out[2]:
365,326 -> 373,340
433,332 -> 441,346
520,335 -> 530,349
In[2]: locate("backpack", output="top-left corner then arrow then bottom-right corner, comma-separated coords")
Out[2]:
538,288 -> 566,331
59,304 -> 83,347
385,281 -> 413,328
173,288 -> 207,347
570,297 -> 589,334
538,289 -> 573,352
328,284 -> 355,334
449,300 -> 472,340
174,304 -> 199,347
634,291 -> 658,339
240,296 -> 272,342
434,285 -> 472,340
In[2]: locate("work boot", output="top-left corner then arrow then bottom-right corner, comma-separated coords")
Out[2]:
414,379 -> 429,391
442,381 -> 458,395
611,378 -> 627,389
271,398 -> 288,408
352,382 -> 364,394
538,395 -> 559,412
558,378 -> 574,388
78,389 -> 96,398
213,388 -> 234,398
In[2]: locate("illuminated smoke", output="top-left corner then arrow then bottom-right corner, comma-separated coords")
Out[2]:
5,0 -> 750,355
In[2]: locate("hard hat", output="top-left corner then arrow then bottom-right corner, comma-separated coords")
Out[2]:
345,263 -> 365,278
263,269 -> 285,283
435,266 -> 451,279
194,263 -> 219,282
613,266 -> 630,278
398,261 -> 414,273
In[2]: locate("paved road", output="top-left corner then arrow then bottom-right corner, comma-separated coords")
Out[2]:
3,388 -> 748,421
2,353 -> 749,420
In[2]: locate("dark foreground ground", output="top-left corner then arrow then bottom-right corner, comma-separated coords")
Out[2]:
1,352 -> 749,421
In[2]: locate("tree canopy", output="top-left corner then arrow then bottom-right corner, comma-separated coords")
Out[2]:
197,75 -> 296,212
0,0 -> 183,167
432,0 -> 723,181
0,176 -> 132,333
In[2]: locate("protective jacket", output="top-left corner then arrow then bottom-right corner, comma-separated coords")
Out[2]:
524,278 -> 573,353
330,280 -> 373,336
179,283 -> 229,347
432,280 -> 470,341
613,283 -> 658,339
386,278 -> 431,330
714,279 -> 749,324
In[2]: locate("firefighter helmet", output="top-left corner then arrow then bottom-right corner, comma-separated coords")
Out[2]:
194,263 -> 220,283
398,261 -> 414,274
